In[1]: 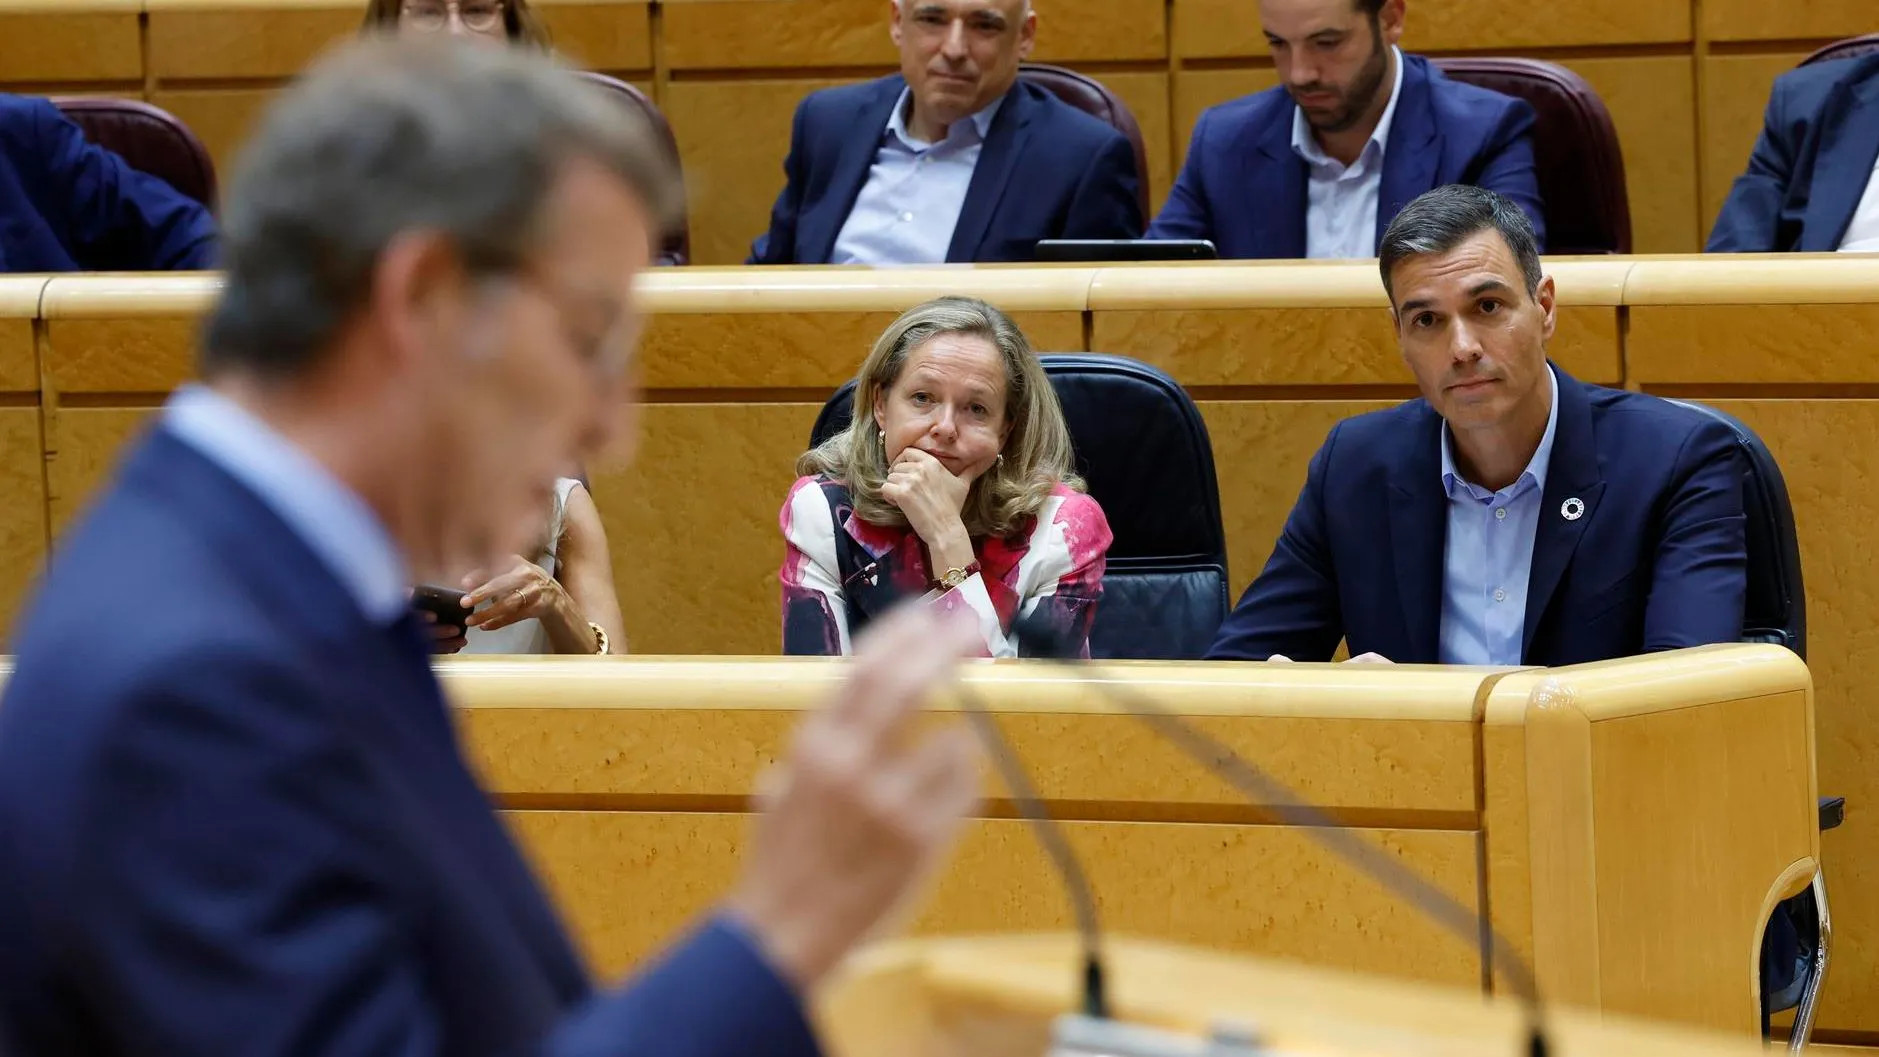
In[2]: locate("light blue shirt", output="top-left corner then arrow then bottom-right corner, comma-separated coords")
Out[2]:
1437,366 -> 1560,666
164,384 -> 410,625
1290,46 -> 1405,260
830,89 -> 1003,266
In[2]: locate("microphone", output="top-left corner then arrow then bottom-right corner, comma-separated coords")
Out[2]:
1012,615 -> 1550,1057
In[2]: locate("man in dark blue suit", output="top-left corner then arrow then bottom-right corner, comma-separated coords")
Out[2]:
0,93 -> 216,272
748,0 -> 1142,265
1209,185 -> 1746,666
1708,51 -> 1879,253
1148,0 -> 1544,260
0,39 -> 983,1057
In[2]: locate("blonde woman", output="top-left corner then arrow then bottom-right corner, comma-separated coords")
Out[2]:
780,296 -> 1112,657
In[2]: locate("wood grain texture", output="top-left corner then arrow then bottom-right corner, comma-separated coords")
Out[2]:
0,321 -> 36,395
506,811 -> 1484,985
1696,400 -> 1879,1033
46,407 -> 150,536
1701,0 -> 1873,42
1698,54 -> 1807,245
42,319 -> 198,394
1171,0 -> 1690,60
0,409 -> 47,639
1090,308 -> 1620,386
663,77 -> 861,266
1556,56 -> 1699,254
1099,71 -> 1172,211
147,6 -> 360,80
0,10 -> 141,83
534,2 -> 652,72
1173,68 -> 1277,155
1628,305 -> 1879,384
147,89 -> 277,181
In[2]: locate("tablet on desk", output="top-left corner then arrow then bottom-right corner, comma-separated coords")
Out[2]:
1033,239 -> 1218,262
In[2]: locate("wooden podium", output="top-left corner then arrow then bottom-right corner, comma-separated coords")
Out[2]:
816,934 -> 1766,1057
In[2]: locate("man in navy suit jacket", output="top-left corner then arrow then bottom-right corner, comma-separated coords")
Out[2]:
0,40 -> 983,1057
748,0 -> 1141,265
1148,0 -> 1544,260
1210,185 -> 1745,666
1708,51 -> 1879,253
0,93 -> 216,272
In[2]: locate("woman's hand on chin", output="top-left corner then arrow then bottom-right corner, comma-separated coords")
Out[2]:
880,447 -> 994,570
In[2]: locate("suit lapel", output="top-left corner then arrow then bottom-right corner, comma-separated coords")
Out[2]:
947,84 -> 1032,262
1254,112 -> 1309,258
1799,70 -> 1879,252
1522,369 -> 1606,658
802,78 -> 903,264
1377,56 -> 1439,250
1386,405 -> 1447,662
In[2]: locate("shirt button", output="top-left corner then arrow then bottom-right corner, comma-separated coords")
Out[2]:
1494,507 -> 1507,520
898,211 -> 914,223
1494,589 -> 1507,603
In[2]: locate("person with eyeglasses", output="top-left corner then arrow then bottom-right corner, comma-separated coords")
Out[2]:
361,0 -> 550,47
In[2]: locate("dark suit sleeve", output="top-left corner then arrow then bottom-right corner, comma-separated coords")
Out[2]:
1059,133 -> 1144,239
1472,98 -> 1546,252
77,652 -> 817,1057
1146,109 -> 1214,240
1705,81 -> 1795,252
1205,426 -> 1346,661
29,99 -> 216,271
1640,419 -> 1748,652
748,95 -> 813,265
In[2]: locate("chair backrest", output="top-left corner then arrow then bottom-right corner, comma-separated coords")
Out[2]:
575,72 -> 689,266
50,97 -> 217,210
1801,33 -> 1879,66
1667,401 -> 1806,659
1016,63 -> 1152,219
1431,58 -> 1630,255
807,354 -> 1228,659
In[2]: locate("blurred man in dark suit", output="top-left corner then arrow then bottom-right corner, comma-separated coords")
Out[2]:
0,93 -> 216,272
0,38 -> 981,1057
1149,0 -> 1544,259
1209,185 -> 1745,665
1708,51 -> 1879,253
749,0 -> 1142,265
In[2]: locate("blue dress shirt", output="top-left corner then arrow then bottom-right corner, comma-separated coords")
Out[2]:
830,89 -> 1003,265
1290,46 -> 1405,260
164,384 -> 410,624
1438,366 -> 1559,665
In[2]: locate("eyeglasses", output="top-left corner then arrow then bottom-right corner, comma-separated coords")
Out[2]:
401,0 -> 506,33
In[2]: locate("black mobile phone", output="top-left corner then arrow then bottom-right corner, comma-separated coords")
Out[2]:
1032,238 -> 1218,262
411,583 -> 473,631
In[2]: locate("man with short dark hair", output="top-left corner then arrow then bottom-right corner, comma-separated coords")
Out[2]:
749,0 -> 1142,265
0,38 -> 982,1057
1149,0 -> 1545,260
0,93 -> 216,272
1208,184 -> 1745,665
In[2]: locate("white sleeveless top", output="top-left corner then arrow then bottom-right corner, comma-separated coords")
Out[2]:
462,477 -> 581,655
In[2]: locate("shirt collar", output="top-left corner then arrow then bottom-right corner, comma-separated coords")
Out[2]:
885,86 -> 1005,149
1440,364 -> 1560,497
1290,45 -> 1405,169
163,384 -> 411,625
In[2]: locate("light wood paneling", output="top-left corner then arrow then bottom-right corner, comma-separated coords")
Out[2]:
148,89 -> 278,181
1028,0 -> 1168,63
535,2 -> 653,72
1100,71 -> 1173,210
1702,0 -> 1873,43
1171,0 -> 1690,60
664,77 -> 861,265
1629,305 -> 1879,384
1558,55 -> 1699,254
147,5 -> 361,81
0,279 -> 41,395
508,811 -> 1483,983
45,407 -> 150,536
1699,53 -> 1808,246
0,8 -> 141,85
0,409 -> 47,637
42,319 -> 198,395
1173,67 -> 1277,154
591,402 -> 821,655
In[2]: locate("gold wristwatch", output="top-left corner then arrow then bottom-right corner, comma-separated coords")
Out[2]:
589,622 -> 609,654
935,561 -> 982,591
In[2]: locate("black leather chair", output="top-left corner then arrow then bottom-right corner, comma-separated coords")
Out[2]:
808,354 -> 1228,659
575,72 -> 689,266
1670,400 -> 1835,1051
1017,63 -> 1152,219
50,97 -> 218,210
1432,58 -> 1630,254
1801,33 -> 1879,67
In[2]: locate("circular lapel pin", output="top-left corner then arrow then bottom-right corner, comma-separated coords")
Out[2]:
1561,497 -> 1585,521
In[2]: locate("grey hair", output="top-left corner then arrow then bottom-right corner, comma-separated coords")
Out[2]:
1378,184 -> 1543,306
202,36 -> 682,378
